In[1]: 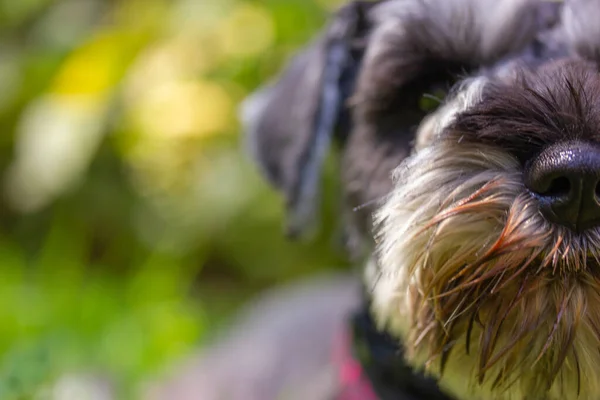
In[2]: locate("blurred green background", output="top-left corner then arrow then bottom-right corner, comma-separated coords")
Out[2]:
0,0 -> 352,398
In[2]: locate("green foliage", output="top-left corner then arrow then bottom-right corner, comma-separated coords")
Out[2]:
0,0 -> 349,398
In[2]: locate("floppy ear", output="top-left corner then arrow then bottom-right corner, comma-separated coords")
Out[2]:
240,1 -> 376,239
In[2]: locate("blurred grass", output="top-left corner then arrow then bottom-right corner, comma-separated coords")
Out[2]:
0,0 -> 351,398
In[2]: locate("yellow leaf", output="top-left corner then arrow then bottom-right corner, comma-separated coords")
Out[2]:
217,2 -> 275,59
129,80 -> 233,139
51,30 -> 140,96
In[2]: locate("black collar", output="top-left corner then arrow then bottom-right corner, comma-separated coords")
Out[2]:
349,304 -> 457,400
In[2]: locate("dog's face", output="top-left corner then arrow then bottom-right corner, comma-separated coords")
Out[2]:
373,58 -> 600,400
242,1 -> 600,399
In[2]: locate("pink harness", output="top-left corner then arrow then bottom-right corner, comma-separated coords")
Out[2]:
332,329 -> 379,400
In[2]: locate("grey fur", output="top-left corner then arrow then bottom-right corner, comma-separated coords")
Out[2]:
355,0 -> 552,119
563,0 -> 600,61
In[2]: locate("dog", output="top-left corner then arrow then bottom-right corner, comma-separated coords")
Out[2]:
148,0 -> 600,399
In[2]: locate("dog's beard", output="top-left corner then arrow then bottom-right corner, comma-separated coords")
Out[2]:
371,140 -> 600,400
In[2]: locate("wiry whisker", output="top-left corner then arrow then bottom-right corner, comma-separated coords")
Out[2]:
353,196 -> 386,212
547,283 -> 582,388
478,312 -> 545,382
426,196 -> 506,230
489,251 -> 540,294
478,276 -> 530,377
533,285 -> 573,367
413,320 -> 437,348
445,279 -> 498,328
573,347 -> 581,397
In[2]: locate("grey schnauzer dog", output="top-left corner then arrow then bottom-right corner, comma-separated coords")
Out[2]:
150,0 -> 600,399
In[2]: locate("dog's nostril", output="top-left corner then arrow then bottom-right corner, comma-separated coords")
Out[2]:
525,141 -> 600,232
542,176 -> 571,197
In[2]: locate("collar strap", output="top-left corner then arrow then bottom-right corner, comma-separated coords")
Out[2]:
333,327 -> 379,400
340,305 -> 457,400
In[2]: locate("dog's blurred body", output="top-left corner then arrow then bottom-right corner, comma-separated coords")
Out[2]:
147,273 -> 360,400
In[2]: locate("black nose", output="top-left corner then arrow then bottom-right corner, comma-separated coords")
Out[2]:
525,141 -> 600,232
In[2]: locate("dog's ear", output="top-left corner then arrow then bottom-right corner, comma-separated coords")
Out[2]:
240,1 -> 375,239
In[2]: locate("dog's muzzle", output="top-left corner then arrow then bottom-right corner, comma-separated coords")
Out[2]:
370,61 -> 600,400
